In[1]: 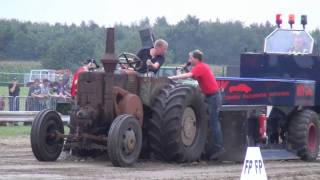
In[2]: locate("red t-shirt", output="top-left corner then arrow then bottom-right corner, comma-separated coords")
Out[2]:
191,62 -> 219,95
71,66 -> 87,97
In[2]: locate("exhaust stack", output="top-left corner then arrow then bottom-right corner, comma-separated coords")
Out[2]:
101,28 -> 118,73
101,28 -> 118,123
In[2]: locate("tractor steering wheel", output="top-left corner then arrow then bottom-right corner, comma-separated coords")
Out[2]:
118,52 -> 143,71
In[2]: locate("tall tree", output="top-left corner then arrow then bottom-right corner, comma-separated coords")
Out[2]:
0,17 -> 319,70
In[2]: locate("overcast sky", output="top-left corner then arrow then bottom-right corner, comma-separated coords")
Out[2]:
1,0 -> 319,30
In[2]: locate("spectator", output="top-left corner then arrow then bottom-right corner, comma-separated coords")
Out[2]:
0,96 -> 5,126
40,79 -> 50,95
49,77 -> 70,110
57,77 -> 68,98
27,79 -> 42,111
8,77 -> 20,111
63,85 -> 71,97
0,96 -> 5,111
39,79 -> 51,110
62,70 -> 71,87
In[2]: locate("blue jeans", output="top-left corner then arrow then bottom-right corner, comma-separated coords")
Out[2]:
207,91 -> 224,152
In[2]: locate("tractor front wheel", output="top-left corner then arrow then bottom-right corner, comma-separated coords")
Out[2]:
107,114 -> 142,167
31,109 -> 64,161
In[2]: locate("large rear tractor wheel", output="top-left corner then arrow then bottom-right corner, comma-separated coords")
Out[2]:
149,85 -> 208,163
139,106 -> 153,159
31,109 -> 64,161
288,109 -> 320,161
107,114 -> 142,167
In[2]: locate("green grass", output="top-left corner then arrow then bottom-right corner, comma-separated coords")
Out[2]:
0,125 -> 69,137
0,86 -> 29,97
0,60 -> 42,73
0,86 -> 30,110
0,125 -> 31,137
0,60 -> 43,85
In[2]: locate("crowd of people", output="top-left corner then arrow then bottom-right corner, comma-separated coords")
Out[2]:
0,75 -> 71,112
25,76 -> 71,111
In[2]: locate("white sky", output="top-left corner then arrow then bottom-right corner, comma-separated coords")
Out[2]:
1,0 -> 319,30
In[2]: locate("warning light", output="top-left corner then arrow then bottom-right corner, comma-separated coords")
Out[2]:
288,14 -> 295,29
301,15 -> 307,29
276,14 -> 282,28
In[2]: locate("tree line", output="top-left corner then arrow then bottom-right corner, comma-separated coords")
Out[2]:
1,16 -> 320,71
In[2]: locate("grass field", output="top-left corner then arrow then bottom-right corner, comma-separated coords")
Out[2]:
0,125 -> 69,137
0,60 -> 42,73
0,86 -> 30,111
0,125 -> 31,137
0,86 -> 29,96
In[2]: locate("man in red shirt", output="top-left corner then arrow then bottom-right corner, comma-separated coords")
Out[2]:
71,59 -> 99,97
169,49 -> 224,160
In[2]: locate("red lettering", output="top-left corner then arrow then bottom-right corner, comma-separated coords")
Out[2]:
296,85 -> 314,97
229,84 -> 252,94
305,87 -> 313,97
243,93 -> 267,99
296,85 -> 305,97
269,92 -> 290,97
224,95 -> 241,100
217,80 -> 230,91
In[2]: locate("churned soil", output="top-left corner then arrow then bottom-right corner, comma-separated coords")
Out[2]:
0,136 -> 320,180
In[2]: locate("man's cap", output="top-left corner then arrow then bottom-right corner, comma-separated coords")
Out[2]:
84,58 -> 100,68
12,77 -> 17,80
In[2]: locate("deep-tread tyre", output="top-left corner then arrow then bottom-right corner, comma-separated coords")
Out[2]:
147,85 -> 173,160
149,84 -> 208,163
288,109 -> 320,161
31,109 -> 64,161
139,126 -> 151,159
107,114 -> 142,167
139,106 -> 153,159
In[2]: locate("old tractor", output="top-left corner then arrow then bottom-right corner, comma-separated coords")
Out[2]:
30,28 -> 208,167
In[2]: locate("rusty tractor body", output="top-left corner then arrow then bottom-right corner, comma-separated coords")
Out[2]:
30,28 -> 209,167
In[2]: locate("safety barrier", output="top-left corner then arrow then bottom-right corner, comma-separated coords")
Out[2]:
0,96 -> 71,111
0,111 -> 70,123
0,96 -> 71,124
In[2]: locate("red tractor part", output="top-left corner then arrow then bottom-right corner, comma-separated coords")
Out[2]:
258,113 -> 267,142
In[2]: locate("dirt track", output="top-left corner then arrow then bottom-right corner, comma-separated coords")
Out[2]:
1,136 -> 320,180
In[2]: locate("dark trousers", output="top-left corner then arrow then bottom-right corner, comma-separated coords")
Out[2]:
9,96 -> 19,111
206,91 -> 224,152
